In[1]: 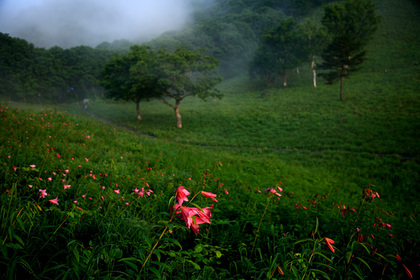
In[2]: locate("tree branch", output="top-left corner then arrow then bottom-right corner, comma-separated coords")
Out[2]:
158,97 -> 175,109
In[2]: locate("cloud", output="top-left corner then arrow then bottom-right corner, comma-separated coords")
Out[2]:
0,0 -> 192,48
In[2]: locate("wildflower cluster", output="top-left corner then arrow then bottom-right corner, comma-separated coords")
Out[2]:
172,186 -> 217,234
362,187 -> 380,201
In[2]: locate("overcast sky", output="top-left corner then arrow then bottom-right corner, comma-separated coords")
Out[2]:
0,0 -> 192,48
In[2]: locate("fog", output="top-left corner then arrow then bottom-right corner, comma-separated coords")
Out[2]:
0,0 -> 192,48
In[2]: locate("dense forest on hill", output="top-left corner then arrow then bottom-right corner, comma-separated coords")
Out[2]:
0,0 -> 336,103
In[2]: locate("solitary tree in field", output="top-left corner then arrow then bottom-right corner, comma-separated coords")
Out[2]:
320,0 -> 381,100
157,46 -> 222,128
100,46 -> 163,120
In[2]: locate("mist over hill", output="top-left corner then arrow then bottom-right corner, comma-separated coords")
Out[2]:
0,0 -> 192,48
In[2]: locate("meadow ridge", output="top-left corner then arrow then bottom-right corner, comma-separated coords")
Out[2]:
1,0 -> 420,279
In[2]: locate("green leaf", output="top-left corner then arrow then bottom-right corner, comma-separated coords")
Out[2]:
163,237 -> 182,250
186,259 -> 201,270
314,216 -> 319,235
345,251 -> 353,264
195,244 -> 204,253
355,257 -> 372,272
215,250 -> 222,258
309,269 -> 331,280
153,249 -> 161,262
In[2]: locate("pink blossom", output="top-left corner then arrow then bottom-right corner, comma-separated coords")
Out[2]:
49,197 -> 59,205
114,189 -> 120,194
175,186 -> 190,206
63,184 -> 71,189
179,205 -> 213,234
324,238 -> 335,253
133,188 -> 139,194
48,177 -> 52,181
39,189 -> 47,198
139,192 -> 144,197
30,165 -> 36,168
201,191 -> 218,202
28,185 -> 33,188
85,158 -> 89,162
277,186 -> 283,192
224,189 -> 229,195
73,200 -> 78,204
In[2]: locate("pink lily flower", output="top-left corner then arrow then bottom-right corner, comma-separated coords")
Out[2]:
200,191 -> 218,202
175,186 -> 190,206
324,238 -> 335,253
39,189 -> 47,198
63,184 -> 71,189
30,165 -> 36,168
49,197 -> 59,205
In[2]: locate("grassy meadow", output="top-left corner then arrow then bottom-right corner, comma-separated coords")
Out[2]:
1,0 -> 419,279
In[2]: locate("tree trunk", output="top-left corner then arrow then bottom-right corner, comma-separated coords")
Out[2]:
340,75 -> 344,101
312,58 -> 317,88
175,100 -> 182,128
136,101 -> 142,120
283,70 -> 287,87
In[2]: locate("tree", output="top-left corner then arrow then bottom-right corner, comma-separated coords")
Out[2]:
299,20 -> 328,88
319,0 -> 381,100
249,18 -> 307,87
100,45 -> 163,120
157,46 -> 222,128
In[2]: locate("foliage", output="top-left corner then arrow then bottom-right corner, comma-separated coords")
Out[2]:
100,45 -> 164,120
156,46 -> 222,128
149,0 -> 334,77
0,33 -> 113,103
249,18 -> 308,86
319,0 -> 381,100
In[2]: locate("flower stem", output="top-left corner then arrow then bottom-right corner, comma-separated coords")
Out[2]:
139,225 -> 169,274
250,197 -> 271,259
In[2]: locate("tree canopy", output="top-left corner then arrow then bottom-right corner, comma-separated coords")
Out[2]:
319,0 -> 381,100
249,18 -> 308,87
99,45 -> 222,128
157,46 -> 222,128
100,46 -> 164,120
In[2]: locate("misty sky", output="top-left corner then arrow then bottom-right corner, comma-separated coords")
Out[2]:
0,0 -> 192,48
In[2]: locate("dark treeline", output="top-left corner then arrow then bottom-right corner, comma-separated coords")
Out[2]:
0,33 -> 114,103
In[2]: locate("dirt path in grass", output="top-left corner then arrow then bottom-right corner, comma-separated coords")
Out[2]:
84,107 -> 415,161
84,108 -> 157,139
